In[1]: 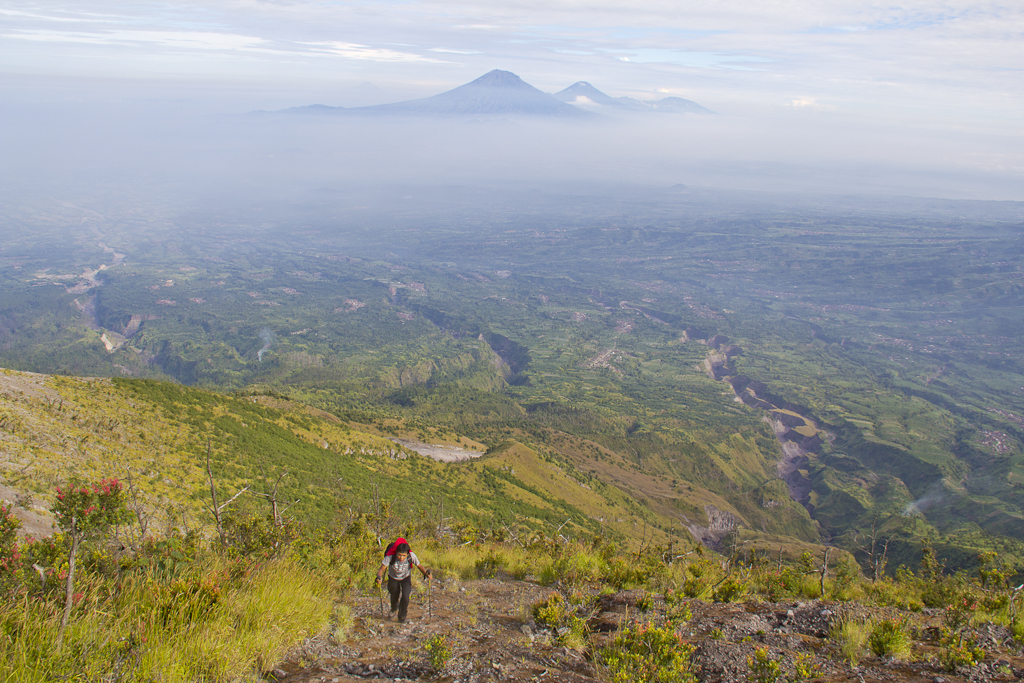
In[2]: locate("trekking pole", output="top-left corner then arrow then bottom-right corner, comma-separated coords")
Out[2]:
427,573 -> 432,623
378,579 -> 384,617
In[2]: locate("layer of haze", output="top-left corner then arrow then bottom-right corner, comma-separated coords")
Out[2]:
2,0 -> 1023,203
1,77 -> 1021,205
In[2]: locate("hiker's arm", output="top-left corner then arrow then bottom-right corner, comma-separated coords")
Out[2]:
419,564 -> 431,578
375,561 -> 387,584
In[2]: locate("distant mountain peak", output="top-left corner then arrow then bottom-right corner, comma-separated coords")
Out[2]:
467,70 -> 535,89
554,82 -> 620,107
264,70 -> 590,118
554,80 -> 715,115
350,69 -> 588,117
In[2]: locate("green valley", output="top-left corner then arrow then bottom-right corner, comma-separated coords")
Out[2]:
2,185 -> 1024,576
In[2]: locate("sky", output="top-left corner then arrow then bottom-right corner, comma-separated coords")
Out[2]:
2,1 -> 1023,199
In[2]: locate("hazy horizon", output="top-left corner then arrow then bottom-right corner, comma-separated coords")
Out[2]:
2,1 -> 1023,202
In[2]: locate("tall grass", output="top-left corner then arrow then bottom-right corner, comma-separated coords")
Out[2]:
829,617 -> 871,665
0,556 -> 333,682
422,542 -> 548,581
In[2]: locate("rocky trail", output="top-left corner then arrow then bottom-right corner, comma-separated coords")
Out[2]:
273,577 -> 1024,683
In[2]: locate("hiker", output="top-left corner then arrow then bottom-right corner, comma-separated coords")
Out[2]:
374,539 -> 432,623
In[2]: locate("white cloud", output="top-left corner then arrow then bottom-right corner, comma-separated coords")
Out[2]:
788,97 -> 838,111
0,8 -> 112,23
429,47 -> 481,54
301,41 -> 445,62
5,29 -> 267,51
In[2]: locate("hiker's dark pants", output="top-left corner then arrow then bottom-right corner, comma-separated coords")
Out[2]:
387,576 -> 412,621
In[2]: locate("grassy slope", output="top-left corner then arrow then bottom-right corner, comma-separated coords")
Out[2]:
1,369 -> 707,548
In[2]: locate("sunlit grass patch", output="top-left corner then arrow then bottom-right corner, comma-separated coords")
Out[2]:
0,556 -> 333,682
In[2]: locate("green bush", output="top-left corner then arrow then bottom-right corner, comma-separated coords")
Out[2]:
712,574 -> 747,603
539,547 -> 605,587
747,647 -> 783,683
682,576 -> 708,599
605,558 -> 649,589
599,621 -> 696,683
868,619 -> 911,659
128,533 -> 201,576
222,513 -> 294,559
663,588 -> 692,625
753,569 -> 789,602
792,652 -> 820,681
531,593 -> 589,649
867,577 -> 923,611
937,634 -> 985,671
941,595 -> 977,634
423,633 -> 453,671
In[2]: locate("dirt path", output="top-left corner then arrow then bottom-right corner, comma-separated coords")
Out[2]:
275,577 -> 596,683
274,580 -> 1024,683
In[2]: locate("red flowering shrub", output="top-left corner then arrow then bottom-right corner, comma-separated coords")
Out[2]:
52,478 -> 129,537
0,503 -> 21,575
50,478 -> 130,644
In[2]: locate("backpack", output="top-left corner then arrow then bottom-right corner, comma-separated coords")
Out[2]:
384,537 -> 409,557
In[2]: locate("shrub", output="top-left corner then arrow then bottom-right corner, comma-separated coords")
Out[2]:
221,513 -> 293,559
0,504 -> 21,577
531,593 -> 590,650
867,577 -> 924,612
868,619 -> 911,659
539,547 -> 605,588
747,647 -> 783,683
599,621 -> 696,683
682,576 -> 709,599
711,573 -> 747,603
1013,616 -> 1024,644
937,634 -> 985,671
423,633 -> 453,671
677,555 -> 720,599
792,652 -> 820,681
605,558 -> 649,589
942,595 -> 977,635
754,569 -> 788,602
128,533 -> 201,576
532,592 -> 571,628
663,588 -> 692,625
828,557 -> 861,601
920,574 -> 963,609
51,478 -> 129,645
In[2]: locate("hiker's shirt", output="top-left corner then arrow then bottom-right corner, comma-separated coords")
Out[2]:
383,552 -> 420,580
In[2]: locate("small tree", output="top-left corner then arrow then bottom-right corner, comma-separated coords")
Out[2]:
51,478 -> 129,647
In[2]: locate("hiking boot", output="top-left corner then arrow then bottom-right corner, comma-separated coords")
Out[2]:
389,609 -> 398,619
